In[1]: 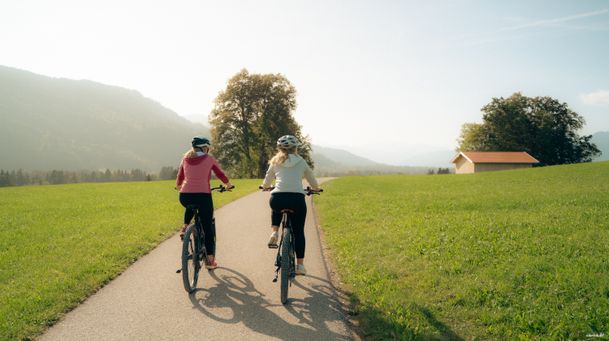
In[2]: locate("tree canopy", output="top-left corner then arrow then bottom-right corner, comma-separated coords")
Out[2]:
209,69 -> 313,178
457,93 -> 601,166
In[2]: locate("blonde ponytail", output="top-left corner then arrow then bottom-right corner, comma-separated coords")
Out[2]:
270,147 -> 297,166
184,146 -> 208,158
184,148 -> 196,158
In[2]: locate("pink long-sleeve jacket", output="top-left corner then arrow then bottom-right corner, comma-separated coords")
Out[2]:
176,154 -> 229,193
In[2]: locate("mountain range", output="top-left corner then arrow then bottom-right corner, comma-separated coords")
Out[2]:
1,65 -> 429,175
1,65 -> 209,171
1,65 -> 606,174
592,131 -> 609,161
311,145 -> 431,175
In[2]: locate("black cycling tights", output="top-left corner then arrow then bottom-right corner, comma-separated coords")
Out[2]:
180,193 -> 215,255
270,192 -> 307,258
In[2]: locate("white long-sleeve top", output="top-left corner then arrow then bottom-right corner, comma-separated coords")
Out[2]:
262,154 -> 319,194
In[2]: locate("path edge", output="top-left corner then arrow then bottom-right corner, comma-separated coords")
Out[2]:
310,179 -> 364,341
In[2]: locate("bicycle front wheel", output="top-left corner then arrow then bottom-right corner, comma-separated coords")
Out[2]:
280,227 -> 293,304
181,224 -> 201,293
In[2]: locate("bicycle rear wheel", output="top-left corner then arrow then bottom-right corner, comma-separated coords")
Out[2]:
280,227 -> 293,304
181,224 -> 201,293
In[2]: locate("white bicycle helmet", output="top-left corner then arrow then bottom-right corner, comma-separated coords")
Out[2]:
277,135 -> 299,148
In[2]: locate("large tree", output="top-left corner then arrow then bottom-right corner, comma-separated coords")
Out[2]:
457,93 -> 600,166
209,69 -> 313,178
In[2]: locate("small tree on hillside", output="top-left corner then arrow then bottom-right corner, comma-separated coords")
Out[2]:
209,69 -> 313,178
457,123 -> 491,152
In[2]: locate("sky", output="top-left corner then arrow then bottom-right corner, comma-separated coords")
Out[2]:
1,0 -> 609,164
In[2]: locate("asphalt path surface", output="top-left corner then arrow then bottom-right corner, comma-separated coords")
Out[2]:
40,182 -> 354,341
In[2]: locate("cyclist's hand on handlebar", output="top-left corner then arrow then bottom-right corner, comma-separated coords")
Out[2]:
259,185 -> 274,191
224,182 -> 235,191
305,186 -> 323,195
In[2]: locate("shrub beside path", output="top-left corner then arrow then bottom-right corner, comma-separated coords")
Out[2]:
40,179 -> 354,341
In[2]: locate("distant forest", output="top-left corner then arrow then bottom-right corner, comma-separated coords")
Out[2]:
0,167 -> 178,187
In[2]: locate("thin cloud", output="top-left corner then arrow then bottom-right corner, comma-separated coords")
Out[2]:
582,90 -> 609,106
545,23 -> 609,31
502,8 -> 609,31
456,8 -> 609,48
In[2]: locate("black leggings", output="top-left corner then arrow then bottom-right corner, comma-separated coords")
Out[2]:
270,193 -> 307,258
179,193 -> 215,255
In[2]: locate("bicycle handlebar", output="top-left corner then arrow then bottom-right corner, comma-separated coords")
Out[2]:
211,184 -> 234,193
258,185 -> 323,196
175,184 -> 234,192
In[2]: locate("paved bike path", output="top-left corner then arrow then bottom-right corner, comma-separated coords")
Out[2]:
40,181 -> 353,341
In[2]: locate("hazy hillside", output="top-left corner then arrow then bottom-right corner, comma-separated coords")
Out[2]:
592,131 -> 609,161
400,149 -> 456,167
0,65 -> 209,171
311,145 -> 431,175
0,65 -> 432,176
313,145 -> 381,167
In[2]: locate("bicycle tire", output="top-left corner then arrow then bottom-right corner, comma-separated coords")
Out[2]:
211,217 -> 216,256
181,224 -> 200,293
280,227 -> 292,304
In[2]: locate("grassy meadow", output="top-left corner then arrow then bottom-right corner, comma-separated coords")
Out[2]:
315,161 -> 609,340
0,179 -> 259,340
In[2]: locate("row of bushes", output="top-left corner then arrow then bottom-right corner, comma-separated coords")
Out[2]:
0,167 -> 179,187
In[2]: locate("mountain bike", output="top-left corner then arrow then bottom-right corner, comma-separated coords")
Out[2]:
179,185 -> 231,293
260,186 -> 323,304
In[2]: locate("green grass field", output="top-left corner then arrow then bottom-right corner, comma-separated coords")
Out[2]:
315,162 -> 609,340
0,179 -> 259,340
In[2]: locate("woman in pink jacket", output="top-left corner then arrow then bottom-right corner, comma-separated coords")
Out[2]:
176,136 -> 233,269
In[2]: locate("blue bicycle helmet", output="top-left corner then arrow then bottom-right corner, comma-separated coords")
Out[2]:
192,136 -> 211,148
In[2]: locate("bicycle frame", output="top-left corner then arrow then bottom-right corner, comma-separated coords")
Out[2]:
180,185 -> 228,293
260,185 -> 322,304
179,206 -> 208,293
192,208 -> 208,270
274,211 -> 296,277
274,210 -> 296,304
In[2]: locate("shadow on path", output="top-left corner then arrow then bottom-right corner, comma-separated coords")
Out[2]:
189,267 -> 350,340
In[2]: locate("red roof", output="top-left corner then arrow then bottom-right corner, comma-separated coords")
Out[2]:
451,152 -> 539,164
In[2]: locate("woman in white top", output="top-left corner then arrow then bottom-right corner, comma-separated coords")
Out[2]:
261,135 -> 320,275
